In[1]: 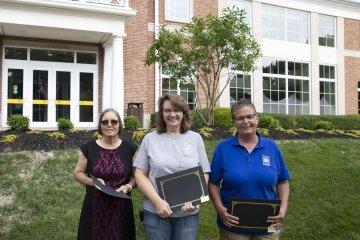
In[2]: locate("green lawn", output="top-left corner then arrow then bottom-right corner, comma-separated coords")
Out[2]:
0,139 -> 360,240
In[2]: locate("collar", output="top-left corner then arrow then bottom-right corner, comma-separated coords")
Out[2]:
231,131 -> 264,148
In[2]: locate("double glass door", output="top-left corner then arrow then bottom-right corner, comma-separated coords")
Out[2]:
5,66 -> 96,128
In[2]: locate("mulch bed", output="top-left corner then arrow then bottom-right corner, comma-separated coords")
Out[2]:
0,127 -> 357,152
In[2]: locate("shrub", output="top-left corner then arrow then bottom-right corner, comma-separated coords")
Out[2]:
7,114 -> 30,131
314,120 -> 335,131
229,127 -> 237,136
48,132 -> 65,140
132,129 -> 151,144
257,114 -> 279,129
27,130 -> 43,135
214,108 -> 232,127
93,132 -> 102,140
124,115 -> 140,131
0,134 -> 18,143
198,126 -> 214,139
258,128 -> 270,136
190,109 -> 208,128
150,112 -> 157,128
57,118 -> 74,130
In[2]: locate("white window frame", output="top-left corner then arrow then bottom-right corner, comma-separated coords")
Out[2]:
262,57 -> 311,114
161,74 -> 196,109
262,4 -> 309,44
229,71 -> 252,106
319,14 -> 336,47
165,0 -> 193,23
228,0 -> 252,25
319,64 -> 336,115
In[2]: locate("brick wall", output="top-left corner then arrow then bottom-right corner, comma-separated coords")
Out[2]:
344,18 -> 360,51
124,0 -> 219,115
97,46 -> 104,114
344,57 -> 360,114
125,0 -> 155,114
344,18 -> 360,114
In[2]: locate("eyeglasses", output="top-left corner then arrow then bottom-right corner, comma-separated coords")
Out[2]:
101,120 -> 119,126
233,113 -> 257,123
162,109 -> 182,115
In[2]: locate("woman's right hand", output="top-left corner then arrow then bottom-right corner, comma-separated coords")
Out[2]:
218,206 -> 239,228
154,198 -> 173,218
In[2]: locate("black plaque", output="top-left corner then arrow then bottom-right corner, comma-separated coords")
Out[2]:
228,198 -> 281,232
90,173 -> 131,199
156,166 -> 209,211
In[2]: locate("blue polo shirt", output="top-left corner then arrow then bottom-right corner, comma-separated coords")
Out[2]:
209,132 -> 291,235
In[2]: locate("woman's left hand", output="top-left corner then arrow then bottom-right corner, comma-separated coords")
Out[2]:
181,202 -> 199,212
116,184 -> 132,194
267,210 -> 285,227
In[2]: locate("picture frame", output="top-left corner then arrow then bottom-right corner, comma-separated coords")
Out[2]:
156,166 -> 209,211
228,198 -> 281,232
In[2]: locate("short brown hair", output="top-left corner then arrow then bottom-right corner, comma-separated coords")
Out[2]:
97,108 -> 123,136
156,93 -> 192,134
231,99 -> 257,119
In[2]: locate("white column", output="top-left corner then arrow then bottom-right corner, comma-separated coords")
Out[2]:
252,1 -> 263,112
110,34 -> 126,120
311,12 -> 320,115
154,0 -> 160,111
336,17 -> 345,115
102,43 -> 113,110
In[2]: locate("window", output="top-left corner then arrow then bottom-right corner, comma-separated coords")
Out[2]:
229,0 -> 251,24
319,15 -> 335,47
77,52 -> 97,64
262,5 -> 309,44
319,65 -> 336,115
230,73 -> 252,106
262,58 -> 310,114
162,75 -> 195,109
5,47 -> 27,60
30,49 -> 74,63
165,0 -> 192,22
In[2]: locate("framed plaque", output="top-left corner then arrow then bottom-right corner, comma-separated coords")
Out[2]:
156,166 -> 209,211
90,173 -> 131,199
228,198 -> 281,232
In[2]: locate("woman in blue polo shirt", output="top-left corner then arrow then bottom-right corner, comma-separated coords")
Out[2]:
208,99 -> 291,240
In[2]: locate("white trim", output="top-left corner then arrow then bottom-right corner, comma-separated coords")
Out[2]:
2,44 -> 98,129
164,0 -> 193,23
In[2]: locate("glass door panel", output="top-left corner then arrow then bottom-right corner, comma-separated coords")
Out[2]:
56,71 -> 71,120
7,69 -> 24,116
32,70 -> 48,122
79,72 -> 94,122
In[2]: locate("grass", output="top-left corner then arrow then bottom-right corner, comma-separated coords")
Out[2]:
0,139 -> 360,240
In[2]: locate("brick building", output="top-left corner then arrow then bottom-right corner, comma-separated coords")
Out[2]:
0,0 -> 359,129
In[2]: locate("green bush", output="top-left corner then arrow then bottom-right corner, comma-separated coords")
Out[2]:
150,112 -> 157,128
150,108 -> 360,131
257,114 -> 279,129
314,120 -> 335,131
7,114 -> 30,131
124,115 -> 140,131
57,118 -> 74,130
190,109 -> 208,128
214,108 -> 232,127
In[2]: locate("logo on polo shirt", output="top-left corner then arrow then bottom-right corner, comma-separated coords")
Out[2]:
262,155 -> 271,166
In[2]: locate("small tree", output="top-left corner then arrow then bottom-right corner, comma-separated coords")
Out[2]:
145,7 -> 261,125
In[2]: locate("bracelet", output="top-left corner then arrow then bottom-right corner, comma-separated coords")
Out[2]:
125,184 -> 133,191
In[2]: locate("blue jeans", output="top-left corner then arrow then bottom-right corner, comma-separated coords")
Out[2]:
142,210 -> 199,240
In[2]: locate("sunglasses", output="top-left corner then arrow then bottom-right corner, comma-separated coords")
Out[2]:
101,120 -> 119,126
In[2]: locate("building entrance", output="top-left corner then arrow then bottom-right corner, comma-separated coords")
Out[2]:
3,46 -> 98,129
